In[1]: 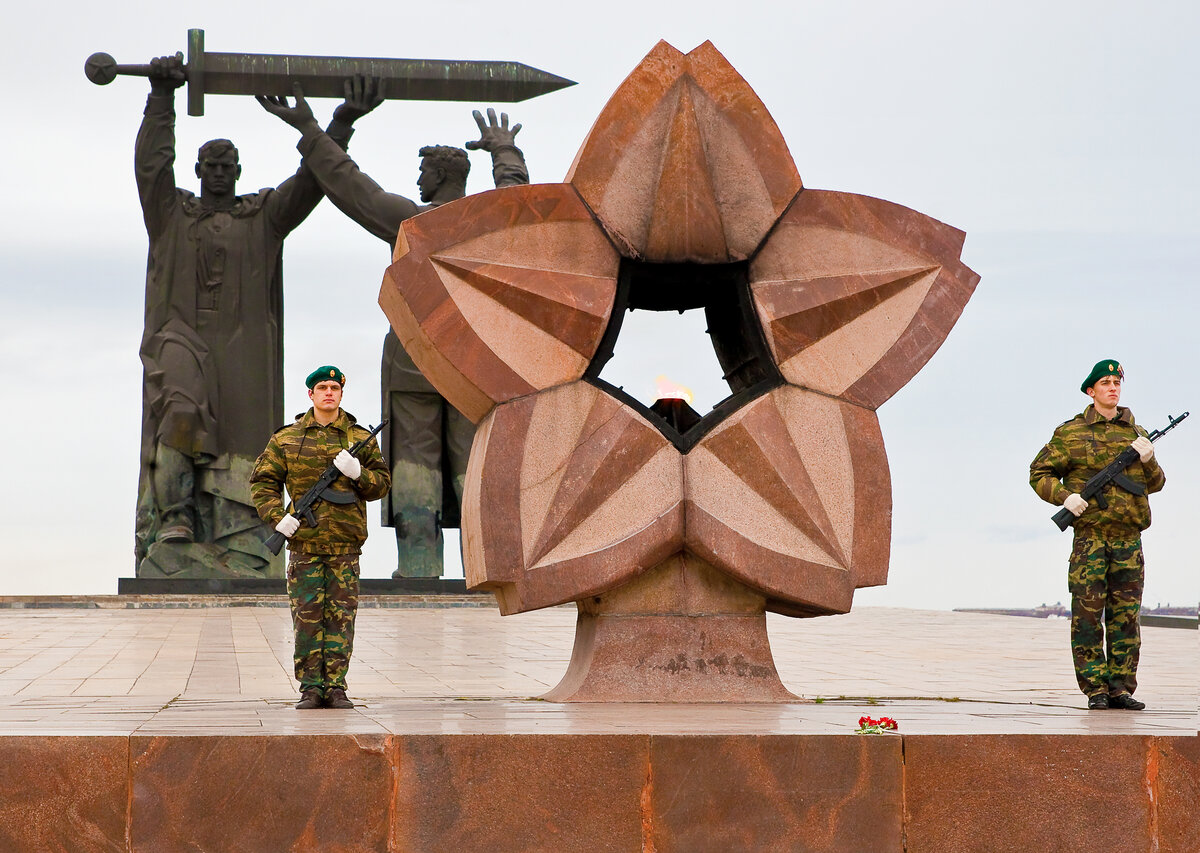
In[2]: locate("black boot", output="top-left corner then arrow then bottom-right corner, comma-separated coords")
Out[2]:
295,688 -> 323,710
1109,693 -> 1146,710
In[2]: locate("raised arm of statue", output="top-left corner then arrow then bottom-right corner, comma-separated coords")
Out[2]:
466,108 -> 529,188
258,78 -> 375,239
259,79 -> 420,247
134,55 -> 186,238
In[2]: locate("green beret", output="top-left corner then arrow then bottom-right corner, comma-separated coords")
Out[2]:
1080,359 -> 1123,393
306,365 -> 346,389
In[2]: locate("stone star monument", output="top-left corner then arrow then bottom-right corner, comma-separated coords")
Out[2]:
380,41 -> 980,701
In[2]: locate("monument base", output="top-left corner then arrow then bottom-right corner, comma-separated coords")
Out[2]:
3,727 -> 1195,851
543,554 -> 798,702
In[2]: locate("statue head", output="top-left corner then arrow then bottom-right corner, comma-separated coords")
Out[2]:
195,139 -> 241,200
417,145 -> 470,203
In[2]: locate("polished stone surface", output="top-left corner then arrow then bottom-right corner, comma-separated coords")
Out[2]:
0,735 -> 128,852
393,733 -> 648,852
130,734 -> 392,851
566,41 -> 802,263
464,381 -> 682,614
905,734 -> 1154,850
381,184 -> 620,424
647,734 -> 903,851
465,382 -> 895,621
749,189 -> 980,409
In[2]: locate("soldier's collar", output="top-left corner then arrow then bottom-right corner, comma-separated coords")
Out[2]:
298,407 -> 357,431
1084,404 -> 1133,425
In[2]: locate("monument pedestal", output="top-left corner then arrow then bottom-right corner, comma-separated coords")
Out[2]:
544,554 -> 798,702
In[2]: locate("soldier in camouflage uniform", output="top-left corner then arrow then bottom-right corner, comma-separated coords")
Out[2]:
250,366 -> 390,709
1029,359 -> 1165,711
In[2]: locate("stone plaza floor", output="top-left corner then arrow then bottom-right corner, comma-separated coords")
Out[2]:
0,602 -> 1194,737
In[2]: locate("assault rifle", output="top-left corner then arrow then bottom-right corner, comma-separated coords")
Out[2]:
265,420 -> 388,555
1052,411 -> 1188,531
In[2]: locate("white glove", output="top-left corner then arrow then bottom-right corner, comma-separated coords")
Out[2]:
275,513 -> 300,537
1131,435 -> 1154,463
1063,494 -> 1087,517
334,449 -> 362,479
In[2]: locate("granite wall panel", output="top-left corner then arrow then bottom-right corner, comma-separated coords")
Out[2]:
391,734 -> 649,852
903,734 -> 1154,852
1157,734 -> 1200,852
129,734 -> 392,852
646,734 -> 904,853
0,735 -> 128,852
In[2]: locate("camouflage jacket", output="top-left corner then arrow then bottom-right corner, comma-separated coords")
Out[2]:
1029,404 -> 1165,535
250,408 -> 391,555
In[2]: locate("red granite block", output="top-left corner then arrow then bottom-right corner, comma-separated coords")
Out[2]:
684,386 -> 890,615
0,736 -> 128,852
466,380 -> 892,622
646,734 -> 903,852
1158,735 -> 1200,851
391,734 -> 648,852
463,382 -> 684,614
130,734 -> 391,852
565,41 -> 801,263
750,190 -> 980,410
903,735 -> 1153,852
381,184 -> 619,424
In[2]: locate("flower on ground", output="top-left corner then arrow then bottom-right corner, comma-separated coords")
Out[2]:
855,715 -> 899,734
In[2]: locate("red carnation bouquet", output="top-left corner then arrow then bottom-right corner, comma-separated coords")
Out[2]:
856,715 -> 899,734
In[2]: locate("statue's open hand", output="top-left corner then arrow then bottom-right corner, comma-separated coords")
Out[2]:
332,75 -> 385,125
148,54 -> 185,92
256,83 -> 318,131
466,108 -> 522,151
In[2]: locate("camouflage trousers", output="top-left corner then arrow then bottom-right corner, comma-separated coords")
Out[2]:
1067,534 -> 1144,698
287,552 -> 360,693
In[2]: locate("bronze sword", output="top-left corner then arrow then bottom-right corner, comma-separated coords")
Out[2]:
85,28 -> 575,116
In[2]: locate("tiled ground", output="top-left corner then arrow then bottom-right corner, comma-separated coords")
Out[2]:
0,604 -> 1194,736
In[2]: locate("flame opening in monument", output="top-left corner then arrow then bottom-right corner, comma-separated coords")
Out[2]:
650,375 -> 701,433
649,395 -> 702,434
653,375 -> 694,404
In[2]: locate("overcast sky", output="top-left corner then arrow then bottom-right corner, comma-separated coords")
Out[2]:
1,0 -> 1196,613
